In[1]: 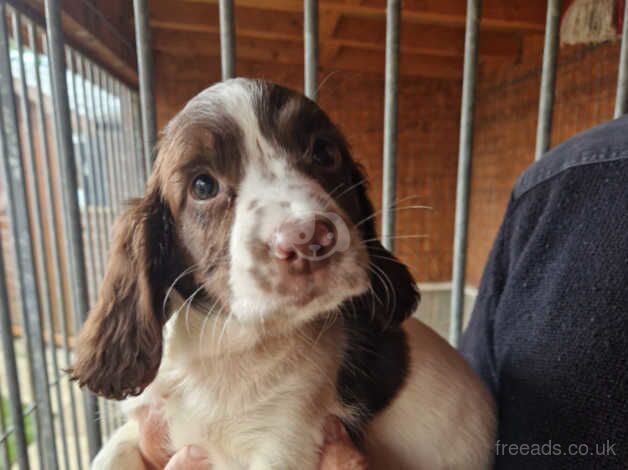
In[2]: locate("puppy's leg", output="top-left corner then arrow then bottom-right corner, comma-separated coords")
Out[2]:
91,421 -> 145,470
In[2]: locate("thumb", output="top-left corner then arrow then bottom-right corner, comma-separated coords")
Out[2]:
165,445 -> 211,470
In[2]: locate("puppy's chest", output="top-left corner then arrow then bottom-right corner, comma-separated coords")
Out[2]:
161,325 -> 346,462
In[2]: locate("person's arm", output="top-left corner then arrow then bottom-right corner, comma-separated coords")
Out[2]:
460,196 -> 516,398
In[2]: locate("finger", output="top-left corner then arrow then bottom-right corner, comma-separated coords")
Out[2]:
320,442 -> 368,470
138,402 -> 172,469
164,445 -> 211,470
320,417 -> 368,470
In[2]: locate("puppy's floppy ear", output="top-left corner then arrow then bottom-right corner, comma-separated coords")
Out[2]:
347,163 -> 420,330
71,187 -> 175,400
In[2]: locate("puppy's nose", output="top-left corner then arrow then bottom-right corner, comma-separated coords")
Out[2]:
271,218 -> 335,262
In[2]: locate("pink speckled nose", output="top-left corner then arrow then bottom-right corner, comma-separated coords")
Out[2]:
271,218 -> 336,262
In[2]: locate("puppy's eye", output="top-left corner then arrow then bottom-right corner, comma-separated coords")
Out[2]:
191,174 -> 219,200
312,140 -> 335,167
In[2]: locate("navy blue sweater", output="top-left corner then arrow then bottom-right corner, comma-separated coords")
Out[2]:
460,116 -> 628,469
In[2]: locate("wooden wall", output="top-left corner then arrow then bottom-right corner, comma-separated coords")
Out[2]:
154,37 -> 623,287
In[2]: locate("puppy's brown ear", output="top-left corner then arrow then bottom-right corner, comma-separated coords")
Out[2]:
71,189 -> 174,400
347,163 -> 420,330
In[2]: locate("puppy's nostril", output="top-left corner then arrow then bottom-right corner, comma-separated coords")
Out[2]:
271,231 -> 298,261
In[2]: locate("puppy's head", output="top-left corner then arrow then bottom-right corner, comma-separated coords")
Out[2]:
71,79 -> 419,399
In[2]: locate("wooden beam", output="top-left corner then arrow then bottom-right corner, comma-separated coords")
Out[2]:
152,29 -> 462,79
188,0 -> 546,33
150,0 -> 522,61
332,46 -> 462,79
153,30 -> 304,65
15,0 -> 137,85
334,15 -> 521,60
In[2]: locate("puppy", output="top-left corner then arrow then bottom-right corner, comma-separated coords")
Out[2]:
72,79 -> 495,469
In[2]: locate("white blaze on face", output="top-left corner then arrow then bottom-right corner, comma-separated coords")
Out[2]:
230,152 -> 332,322
217,79 -> 368,324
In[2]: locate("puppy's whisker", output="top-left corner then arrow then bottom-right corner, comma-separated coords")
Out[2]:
163,264 -> 202,316
365,262 -> 393,314
355,205 -> 433,229
316,69 -> 340,96
368,261 -> 397,328
216,311 -> 233,352
198,296 -> 222,348
333,177 -> 368,202
182,284 -> 206,336
360,234 -> 429,244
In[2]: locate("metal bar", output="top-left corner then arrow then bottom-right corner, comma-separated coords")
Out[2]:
99,69 -> 121,218
122,86 -> 140,197
0,238 -> 29,469
79,57 -> 108,282
105,73 -> 126,436
133,0 -> 156,175
43,0 -> 102,457
69,49 -> 118,446
615,0 -> 628,117
304,0 -> 318,100
534,0 -> 561,160
109,76 -> 129,205
121,87 -> 136,196
68,49 -> 99,306
80,59 -> 115,441
381,0 -> 400,251
131,92 -> 147,185
86,62 -> 114,235
449,0 -> 481,347
219,0 -> 235,80
3,9 -> 46,464
15,11 -> 71,468
36,24 -> 84,470
0,385 -> 10,470
0,3 -> 59,468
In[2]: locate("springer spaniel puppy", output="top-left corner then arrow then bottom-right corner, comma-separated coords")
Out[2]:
72,79 -> 495,469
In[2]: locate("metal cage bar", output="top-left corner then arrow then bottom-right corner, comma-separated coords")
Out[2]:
0,376 -> 11,469
133,0 -> 156,177
304,0 -> 318,101
535,0 -> 561,160
0,2 -> 59,467
15,10 -> 72,468
69,50 -> 117,446
0,233 -> 29,469
381,0 -> 401,251
615,0 -> 628,117
219,0 -> 236,80
43,0 -> 102,457
38,24 -> 85,470
449,0 -> 482,347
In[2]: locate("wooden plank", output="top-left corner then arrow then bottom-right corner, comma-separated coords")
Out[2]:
187,0 -> 546,32
335,15 -> 521,60
332,46 -> 462,79
151,0 -> 522,60
13,0 -> 137,85
152,30 -> 462,79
